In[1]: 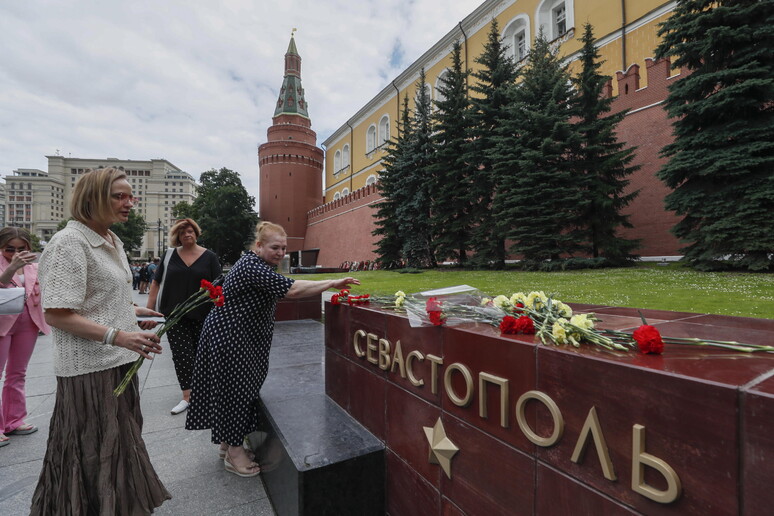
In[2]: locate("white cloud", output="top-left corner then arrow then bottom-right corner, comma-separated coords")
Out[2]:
0,0 -> 479,206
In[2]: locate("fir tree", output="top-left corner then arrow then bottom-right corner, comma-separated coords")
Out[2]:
573,23 -> 640,262
430,40 -> 475,265
493,32 -> 585,263
398,69 -> 436,268
372,95 -> 413,268
655,0 -> 774,271
464,20 -> 518,268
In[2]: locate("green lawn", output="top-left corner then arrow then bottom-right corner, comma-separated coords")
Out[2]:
290,263 -> 774,319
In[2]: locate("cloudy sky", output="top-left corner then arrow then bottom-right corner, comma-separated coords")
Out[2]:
0,0 -> 479,204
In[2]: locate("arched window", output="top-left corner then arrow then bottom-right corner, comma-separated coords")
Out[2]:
333,192 -> 341,201
342,144 -> 350,168
378,115 -> 390,146
503,15 -> 530,62
435,69 -> 451,103
334,150 -> 342,173
341,188 -> 350,197
536,0 -> 574,41
366,174 -> 378,186
366,125 -> 377,153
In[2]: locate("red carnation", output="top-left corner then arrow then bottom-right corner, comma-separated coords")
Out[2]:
500,315 -> 535,334
514,315 -> 535,334
214,295 -> 225,307
331,294 -> 340,305
340,289 -> 350,297
201,279 -> 214,290
426,297 -> 442,312
428,310 -> 445,326
633,325 -> 664,354
500,316 -> 518,334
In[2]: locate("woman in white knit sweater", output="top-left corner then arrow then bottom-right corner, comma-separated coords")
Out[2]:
30,167 -> 171,515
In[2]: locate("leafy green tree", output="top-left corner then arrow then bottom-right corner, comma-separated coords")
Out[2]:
493,32 -> 585,263
111,210 -> 147,256
655,0 -> 774,271
464,20 -> 518,268
573,23 -> 640,262
373,95 -> 413,268
398,69 -> 436,268
192,168 -> 259,265
430,40 -> 475,265
171,201 -> 196,220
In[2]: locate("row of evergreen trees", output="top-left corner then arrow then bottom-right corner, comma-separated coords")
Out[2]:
374,0 -> 774,271
373,22 -> 639,270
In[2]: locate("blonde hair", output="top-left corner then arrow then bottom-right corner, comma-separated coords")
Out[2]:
255,221 -> 286,244
70,167 -> 128,224
0,227 -> 32,250
168,218 -> 202,246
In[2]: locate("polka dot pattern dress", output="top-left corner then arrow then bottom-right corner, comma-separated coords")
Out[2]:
185,252 -> 294,446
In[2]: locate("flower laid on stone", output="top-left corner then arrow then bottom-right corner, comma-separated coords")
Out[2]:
114,279 -> 225,396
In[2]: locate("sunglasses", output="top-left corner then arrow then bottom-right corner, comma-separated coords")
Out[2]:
111,192 -> 137,202
4,247 -> 28,253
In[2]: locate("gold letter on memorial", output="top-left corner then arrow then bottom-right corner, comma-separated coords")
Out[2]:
571,406 -> 616,481
515,391 -> 564,447
353,330 -> 366,358
444,363 -> 473,407
378,338 -> 391,370
391,340 -> 406,378
406,350 -> 425,387
631,424 -> 681,503
479,373 -> 509,428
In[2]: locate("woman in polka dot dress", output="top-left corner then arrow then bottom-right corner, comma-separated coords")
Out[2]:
185,221 -> 359,477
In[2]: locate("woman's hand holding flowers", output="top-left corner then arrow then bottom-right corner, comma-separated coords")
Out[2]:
113,330 -> 162,360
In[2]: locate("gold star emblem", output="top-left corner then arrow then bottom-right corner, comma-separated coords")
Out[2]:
423,417 -> 459,479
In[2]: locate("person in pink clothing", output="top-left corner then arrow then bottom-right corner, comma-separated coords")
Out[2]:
0,227 -> 50,447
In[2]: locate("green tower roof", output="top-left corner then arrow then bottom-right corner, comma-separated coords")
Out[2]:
274,34 -> 309,118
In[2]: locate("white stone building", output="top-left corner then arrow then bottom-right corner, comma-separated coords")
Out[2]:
4,156 -> 197,259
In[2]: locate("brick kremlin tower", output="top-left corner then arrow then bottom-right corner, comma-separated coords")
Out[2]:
258,32 -> 324,254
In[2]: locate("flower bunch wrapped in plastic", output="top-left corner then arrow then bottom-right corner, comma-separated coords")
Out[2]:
402,285 -> 504,328
114,279 -> 225,396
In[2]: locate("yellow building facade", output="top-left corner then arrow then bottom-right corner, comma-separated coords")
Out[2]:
322,0 -> 676,202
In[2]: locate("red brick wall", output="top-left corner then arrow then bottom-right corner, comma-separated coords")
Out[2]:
304,184 -> 382,267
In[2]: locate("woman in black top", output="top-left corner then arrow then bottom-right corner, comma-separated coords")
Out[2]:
147,218 -> 221,415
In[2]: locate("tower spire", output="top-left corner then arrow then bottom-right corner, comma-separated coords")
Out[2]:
274,29 -> 308,118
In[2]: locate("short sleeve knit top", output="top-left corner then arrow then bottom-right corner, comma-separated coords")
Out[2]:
38,220 -> 140,377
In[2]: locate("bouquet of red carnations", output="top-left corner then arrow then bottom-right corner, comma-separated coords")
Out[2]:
113,279 -> 225,396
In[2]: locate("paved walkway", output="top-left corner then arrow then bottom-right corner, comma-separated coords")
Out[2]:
0,289 -> 276,515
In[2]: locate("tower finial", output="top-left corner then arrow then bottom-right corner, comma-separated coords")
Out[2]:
291,27 -> 297,37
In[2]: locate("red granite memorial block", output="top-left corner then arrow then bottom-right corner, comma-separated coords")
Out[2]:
386,450 -> 441,516
324,348 -> 349,409
440,414 -> 535,516
742,374 -> 774,515
536,464 -> 637,515
348,360 -> 387,440
383,311 -> 444,405
441,498 -> 466,516
275,293 -> 322,321
324,301 -> 350,356
443,325 -> 538,453
535,344 -> 746,515
385,382 -> 443,488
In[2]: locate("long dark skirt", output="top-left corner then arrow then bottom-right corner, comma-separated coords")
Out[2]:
30,363 -> 171,515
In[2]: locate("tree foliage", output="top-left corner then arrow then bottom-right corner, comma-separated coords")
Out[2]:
373,96 -> 413,268
430,40 -> 475,265
398,69 -> 436,268
573,23 -> 640,262
189,168 -> 259,265
493,31 -> 585,262
111,210 -> 147,257
655,0 -> 774,271
464,20 -> 518,268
